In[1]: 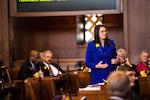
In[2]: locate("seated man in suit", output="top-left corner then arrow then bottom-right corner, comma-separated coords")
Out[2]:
18,50 -> 40,82
117,65 -> 142,100
38,50 -> 65,77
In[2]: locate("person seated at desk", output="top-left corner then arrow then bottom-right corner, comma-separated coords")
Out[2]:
111,48 -> 132,70
37,50 -> 65,77
117,65 -> 141,100
136,50 -> 149,74
116,48 -> 132,66
18,50 -> 40,82
107,71 -> 130,100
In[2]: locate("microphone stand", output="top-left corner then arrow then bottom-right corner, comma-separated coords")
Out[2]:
66,65 -> 72,100
38,66 -> 43,100
39,76 -> 42,100
57,55 -> 60,75
56,55 -> 59,66
9,56 -> 14,82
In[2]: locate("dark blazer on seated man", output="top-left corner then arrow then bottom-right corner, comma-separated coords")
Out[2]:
38,50 -> 65,77
37,62 -> 65,77
18,50 -> 40,80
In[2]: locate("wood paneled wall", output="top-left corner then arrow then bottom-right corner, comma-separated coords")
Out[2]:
124,0 -> 150,64
11,16 -> 78,60
2,0 -> 150,66
10,15 -> 123,61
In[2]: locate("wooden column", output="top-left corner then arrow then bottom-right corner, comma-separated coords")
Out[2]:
0,0 -> 10,67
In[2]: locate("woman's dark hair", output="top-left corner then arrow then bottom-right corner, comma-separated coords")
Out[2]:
94,24 -> 110,46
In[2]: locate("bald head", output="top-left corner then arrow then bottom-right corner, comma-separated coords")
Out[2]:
107,71 -> 130,98
30,50 -> 39,56
29,50 -> 40,64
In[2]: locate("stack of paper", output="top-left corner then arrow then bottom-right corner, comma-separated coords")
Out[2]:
79,83 -> 104,91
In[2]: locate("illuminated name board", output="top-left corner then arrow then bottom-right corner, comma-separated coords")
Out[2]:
10,0 -> 121,17
17,0 -> 116,12
19,0 -> 69,2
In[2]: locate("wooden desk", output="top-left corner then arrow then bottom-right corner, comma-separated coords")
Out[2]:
0,66 -> 24,100
72,85 -> 109,100
25,77 -> 56,100
139,77 -> 150,99
0,80 -> 24,100
77,71 -> 90,88
24,73 -> 79,100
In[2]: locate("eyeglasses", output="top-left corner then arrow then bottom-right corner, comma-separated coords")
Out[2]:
100,30 -> 108,33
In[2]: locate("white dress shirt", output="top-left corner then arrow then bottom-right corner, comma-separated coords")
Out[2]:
43,62 -> 62,76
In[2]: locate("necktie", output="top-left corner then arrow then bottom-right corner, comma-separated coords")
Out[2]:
48,65 -> 53,76
32,64 -> 36,71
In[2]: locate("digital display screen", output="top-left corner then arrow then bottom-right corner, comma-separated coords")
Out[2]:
19,0 -> 68,2
17,0 -> 116,12
10,0 -> 121,16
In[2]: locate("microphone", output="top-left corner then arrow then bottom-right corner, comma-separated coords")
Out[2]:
9,55 -> 14,82
57,55 -> 60,76
56,54 -> 60,66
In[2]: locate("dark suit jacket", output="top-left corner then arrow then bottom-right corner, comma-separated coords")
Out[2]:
128,89 -> 142,100
18,59 -> 38,80
37,62 -> 65,77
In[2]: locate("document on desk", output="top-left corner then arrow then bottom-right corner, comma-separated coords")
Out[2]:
79,83 -> 104,91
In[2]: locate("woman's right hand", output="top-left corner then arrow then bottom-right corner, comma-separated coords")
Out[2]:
95,61 -> 108,69
111,58 -> 119,64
